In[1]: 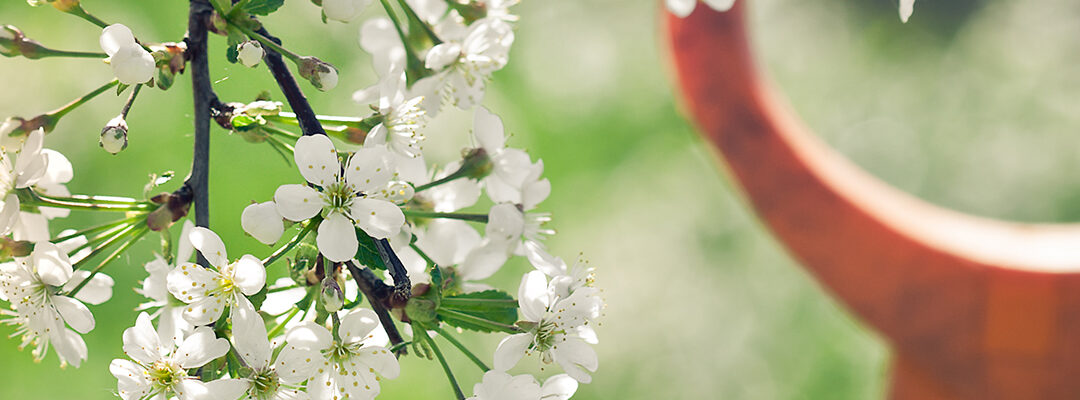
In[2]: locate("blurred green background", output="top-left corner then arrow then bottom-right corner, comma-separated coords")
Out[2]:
3,0 -> 1079,398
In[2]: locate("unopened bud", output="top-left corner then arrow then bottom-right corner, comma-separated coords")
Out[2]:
290,243 -> 320,286
0,237 -> 34,259
460,147 -> 493,179
297,56 -> 338,91
99,115 -> 128,154
320,277 -> 345,313
0,25 -> 21,57
50,0 -> 81,13
237,41 -> 264,68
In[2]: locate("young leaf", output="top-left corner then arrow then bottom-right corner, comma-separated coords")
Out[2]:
354,228 -> 387,270
243,0 -> 285,16
436,290 -> 518,333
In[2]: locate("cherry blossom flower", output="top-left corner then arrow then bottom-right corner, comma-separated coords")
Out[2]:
472,107 -> 549,207
267,135 -> 405,262
467,371 -> 578,400
166,227 -> 265,326
494,271 -> 601,383
275,309 -> 400,400
110,312 -> 244,400
425,14 -> 515,109
900,0 -> 916,23
99,24 -> 154,85
237,40 -> 264,68
136,220 -> 196,345
0,242 -> 106,367
230,302 -> 311,400
353,64 -> 427,159
0,128 -> 49,238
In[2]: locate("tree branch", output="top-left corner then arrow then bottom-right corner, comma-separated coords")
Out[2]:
254,26 -> 326,137
347,261 -> 406,356
188,0 -> 214,267
375,238 -> 412,306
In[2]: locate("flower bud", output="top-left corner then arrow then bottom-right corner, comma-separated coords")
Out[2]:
0,25 -> 22,57
0,237 -> 33,259
290,243 -> 320,286
237,41 -> 264,68
99,115 -> 128,154
460,147 -> 493,180
297,56 -> 338,91
50,0 -> 81,13
320,276 -> 345,313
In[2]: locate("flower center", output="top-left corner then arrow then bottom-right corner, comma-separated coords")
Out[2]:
324,340 -> 362,364
250,368 -> 280,397
321,180 -> 356,215
147,360 -> 184,389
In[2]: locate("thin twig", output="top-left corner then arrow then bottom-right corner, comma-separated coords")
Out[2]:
254,27 -> 326,137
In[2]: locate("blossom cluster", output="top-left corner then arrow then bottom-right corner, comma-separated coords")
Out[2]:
0,0 -> 606,399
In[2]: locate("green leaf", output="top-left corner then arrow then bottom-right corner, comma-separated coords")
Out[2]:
437,290 -> 518,333
225,26 -> 245,64
243,0 -> 285,16
354,228 -> 387,270
116,83 -> 130,96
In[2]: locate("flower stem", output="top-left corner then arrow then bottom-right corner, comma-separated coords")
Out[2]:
402,210 -> 489,223
47,79 -> 119,121
417,323 -> 466,400
50,215 -> 142,244
70,223 -> 139,270
396,0 -> 442,45
262,216 -> 319,266
378,0 -> 425,83
266,307 -> 301,338
24,190 -> 152,212
413,169 -> 468,192
261,124 -> 302,139
120,84 -> 143,119
32,48 -> 108,59
64,4 -> 110,29
233,23 -> 301,63
67,226 -> 148,296
431,324 -> 489,372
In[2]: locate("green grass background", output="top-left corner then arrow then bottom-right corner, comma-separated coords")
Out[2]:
2,0 -> 1078,398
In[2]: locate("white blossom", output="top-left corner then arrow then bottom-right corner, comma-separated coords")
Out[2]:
0,242 -> 102,367
425,15 -> 515,109
269,135 -> 405,262
136,220 -> 196,345
276,309 -> 400,400
900,0 -> 916,23
355,63 -> 427,159
166,227 -> 266,327
110,312 -> 245,400
467,371 -> 578,400
99,24 -> 155,85
494,271 -> 601,383
230,302 -> 311,400
242,201 -> 285,245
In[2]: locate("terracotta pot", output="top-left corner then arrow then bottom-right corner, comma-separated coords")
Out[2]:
664,3 -> 1080,398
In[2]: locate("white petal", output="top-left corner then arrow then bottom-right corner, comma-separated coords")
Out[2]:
175,326 -> 230,369
350,198 -> 404,239
524,241 -> 565,277
261,284 -> 307,316
540,374 -> 578,400
486,203 -> 524,243
323,0 -> 372,22
122,312 -> 163,365
188,227 -> 228,268
345,147 -> 395,193
177,220 -> 196,263
274,184 -> 323,222
242,201 -> 285,245
0,194 -> 19,235
275,344 -> 323,384
425,42 -> 461,70
100,24 -> 136,56
293,134 -> 340,187
49,327 -> 87,367
493,333 -> 532,371
111,359 -> 151,400
232,254 -> 266,296
52,295 -> 95,334
473,107 -> 505,151
490,148 -> 533,189
316,212 -> 359,262
202,379 -> 250,400
899,0 -> 915,22
458,240 -> 510,281
339,308 -> 380,344
166,263 -> 217,303
517,271 -> 548,322
703,0 -> 735,12
40,149 -> 73,184
181,294 -> 227,326
551,337 -> 598,383
358,345 -> 400,379
415,219 -> 481,267
174,379 -> 211,400
231,297 -> 271,369
66,270 -> 114,305
32,241 -> 73,286
285,321 -> 332,350
111,43 -> 155,85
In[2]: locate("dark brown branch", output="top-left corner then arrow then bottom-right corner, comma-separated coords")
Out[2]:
254,26 -> 326,137
375,238 -> 412,306
188,0 -> 214,267
347,261 -> 406,356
